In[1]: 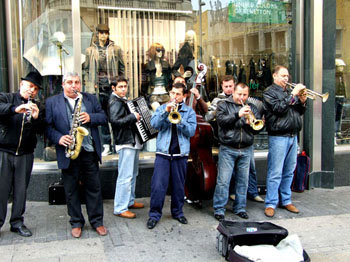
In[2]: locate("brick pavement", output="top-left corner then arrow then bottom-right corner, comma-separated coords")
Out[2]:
1,187 -> 350,261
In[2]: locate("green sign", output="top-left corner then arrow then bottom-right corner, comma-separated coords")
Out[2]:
228,0 -> 287,24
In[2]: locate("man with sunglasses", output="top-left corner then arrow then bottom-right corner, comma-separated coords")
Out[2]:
84,24 -> 125,156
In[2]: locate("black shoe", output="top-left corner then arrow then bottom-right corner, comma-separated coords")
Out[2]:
175,216 -> 188,224
214,214 -> 225,221
237,212 -> 249,219
147,218 -> 158,229
10,225 -> 32,237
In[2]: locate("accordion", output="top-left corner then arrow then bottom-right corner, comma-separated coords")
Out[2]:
126,97 -> 158,143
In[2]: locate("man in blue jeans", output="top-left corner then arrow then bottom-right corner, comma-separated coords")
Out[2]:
108,76 -> 144,219
213,83 -> 261,221
262,65 -> 307,217
229,152 -> 264,203
147,83 -> 196,229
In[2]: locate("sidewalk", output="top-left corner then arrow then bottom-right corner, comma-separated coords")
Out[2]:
1,187 -> 350,262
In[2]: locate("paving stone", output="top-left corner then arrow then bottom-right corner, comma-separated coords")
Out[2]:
1,187 -> 350,261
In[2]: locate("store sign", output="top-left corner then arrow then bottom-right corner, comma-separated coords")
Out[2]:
228,0 -> 287,24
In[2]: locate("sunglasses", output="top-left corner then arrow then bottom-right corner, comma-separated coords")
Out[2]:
156,48 -> 164,52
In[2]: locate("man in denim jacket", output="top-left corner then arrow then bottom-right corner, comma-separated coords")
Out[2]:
147,83 -> 197,229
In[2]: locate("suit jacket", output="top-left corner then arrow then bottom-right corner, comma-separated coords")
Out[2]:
45,92 -> 107,169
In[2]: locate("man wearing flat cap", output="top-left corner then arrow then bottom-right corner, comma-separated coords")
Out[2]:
83,24 -> 125,156
0,71 -> 45,237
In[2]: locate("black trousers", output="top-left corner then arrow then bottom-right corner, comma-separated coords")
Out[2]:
0,151 -> 34,229
62,150 -> 103,229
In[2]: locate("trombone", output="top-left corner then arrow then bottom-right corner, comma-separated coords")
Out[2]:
286,82 -> 329,103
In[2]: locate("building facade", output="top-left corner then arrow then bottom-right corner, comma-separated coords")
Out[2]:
1,0 -> 348,194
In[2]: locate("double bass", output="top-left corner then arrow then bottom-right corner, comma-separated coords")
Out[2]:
185,63 -> 217,202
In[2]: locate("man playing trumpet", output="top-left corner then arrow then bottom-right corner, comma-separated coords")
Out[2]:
0,72 -> 44,237
147,82 -> 196,229
213,83 -> 262,221
263,65 -> 307,217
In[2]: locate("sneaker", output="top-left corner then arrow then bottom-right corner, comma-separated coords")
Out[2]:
102,144 -> 111,156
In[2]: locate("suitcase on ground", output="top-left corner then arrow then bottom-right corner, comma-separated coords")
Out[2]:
48,180 -> 86,205
48,181 -> 66,205
216,220 -> 310,261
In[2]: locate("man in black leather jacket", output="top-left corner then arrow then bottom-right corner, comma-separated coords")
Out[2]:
213,83 -> 261,221
262,65 -> 307,218
108,76 -> 144,219
0,72 -> 44,237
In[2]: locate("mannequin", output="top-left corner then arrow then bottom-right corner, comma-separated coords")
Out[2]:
83,24 -> 125,156
335,58 -> 347,140
145,43 -> 171,110
172,30 -> 207,100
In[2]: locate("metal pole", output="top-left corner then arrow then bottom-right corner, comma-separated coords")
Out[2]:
198,0 -> 203,61
72,0 -> 82,77
0,0 -> 9,92
311,0 -> 323,172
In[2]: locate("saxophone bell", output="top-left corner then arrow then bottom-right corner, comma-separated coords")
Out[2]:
65,92 -> 89,159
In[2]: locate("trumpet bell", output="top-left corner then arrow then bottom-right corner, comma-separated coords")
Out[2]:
322,92 -> 329,103
252,120 -> 264,131
168,111 -> 182,124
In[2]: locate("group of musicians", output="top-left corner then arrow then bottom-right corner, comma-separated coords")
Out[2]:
0,24 -> 308,238
0,63 -> 307,238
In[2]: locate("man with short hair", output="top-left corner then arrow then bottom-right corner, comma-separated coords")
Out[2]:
108,76 -> 144,219
213,83 -> 261,221
84,24 -> 125,156
205,75 -> 235,122
0,72 -> 44,237
46,72 -> 108,238
206,76 -> 264,204
147,82 -> 197,229
263,65 -> 307,217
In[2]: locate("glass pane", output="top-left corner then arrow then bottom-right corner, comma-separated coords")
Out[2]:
335,1 -> 350,146
79,0 -> 293,152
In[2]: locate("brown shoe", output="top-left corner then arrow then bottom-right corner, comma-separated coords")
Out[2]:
115,210 -> 136,219
71,227 -> 82,238
283,204 -> 299,213
264,207 -> 275,217
129,202 -> 144,209
95,225 -> 107,236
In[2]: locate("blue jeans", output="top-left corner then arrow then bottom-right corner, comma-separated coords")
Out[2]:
213,145 -> 251,215
265,135 -> 298,208
114,148 -> 140,214
229,151 -> 259,199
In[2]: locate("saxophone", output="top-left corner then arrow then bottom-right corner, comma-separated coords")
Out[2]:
65,92 -> 89,160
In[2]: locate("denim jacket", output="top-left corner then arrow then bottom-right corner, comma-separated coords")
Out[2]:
150,103 -> 197,156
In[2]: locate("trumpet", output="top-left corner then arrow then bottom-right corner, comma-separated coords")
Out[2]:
240,100 -> 264,131
168,101 -> 182,124
286,82 -> 329,103
25,96 -> 34,123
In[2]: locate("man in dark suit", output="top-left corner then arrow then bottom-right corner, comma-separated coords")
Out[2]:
46,72 -> 108,238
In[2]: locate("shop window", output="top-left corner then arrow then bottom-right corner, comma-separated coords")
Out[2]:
335,1 -> 350,145
17,0 -> 293,158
